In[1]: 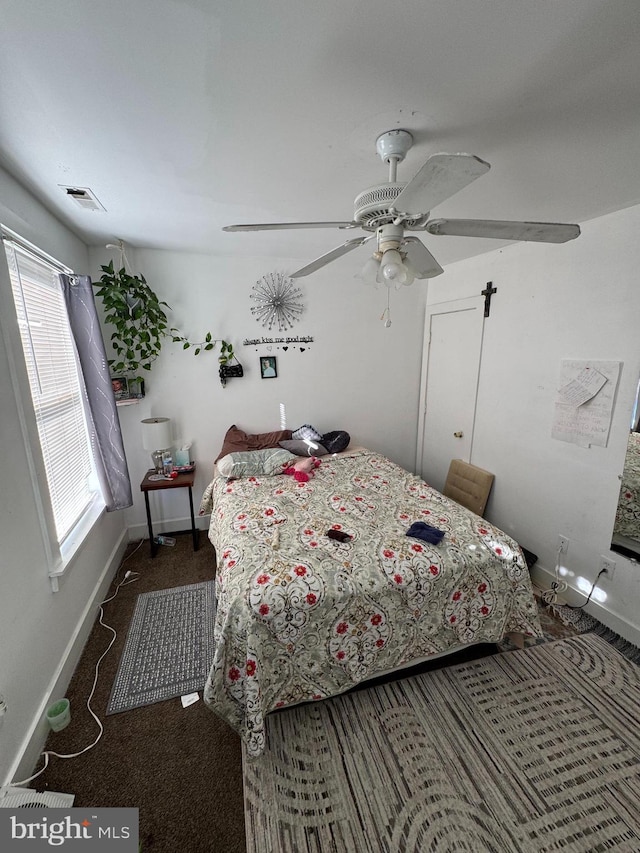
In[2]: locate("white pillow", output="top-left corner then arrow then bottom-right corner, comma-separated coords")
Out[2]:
217,448 -> 296,478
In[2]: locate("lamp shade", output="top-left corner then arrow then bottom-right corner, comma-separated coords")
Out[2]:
141,417 -> 172,451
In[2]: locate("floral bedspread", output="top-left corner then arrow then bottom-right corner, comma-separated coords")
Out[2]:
614,432 -> 640,540
201,450 -> 542,757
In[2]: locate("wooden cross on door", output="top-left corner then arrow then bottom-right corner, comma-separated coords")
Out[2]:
481,282 -> 497,317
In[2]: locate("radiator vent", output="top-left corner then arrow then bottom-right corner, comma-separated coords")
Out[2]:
59,185 -> 106,212
0,786 -> 75,808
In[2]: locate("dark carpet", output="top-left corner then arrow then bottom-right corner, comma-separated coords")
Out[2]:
30,534 -> 624,853
34,533 -> 245,853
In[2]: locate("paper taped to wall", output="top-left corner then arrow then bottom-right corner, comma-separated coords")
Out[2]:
557,366 -> 608,407
552,360 -> 621,447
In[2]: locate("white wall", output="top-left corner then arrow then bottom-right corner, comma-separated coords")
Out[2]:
0,168 -> 128,785
87,246 -> 428,539
425,204 -> 640,643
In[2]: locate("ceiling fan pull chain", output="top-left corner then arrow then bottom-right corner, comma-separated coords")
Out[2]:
380,290 -> 392,328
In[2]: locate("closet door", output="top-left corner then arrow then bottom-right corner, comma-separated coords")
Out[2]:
416,296 -> 485,491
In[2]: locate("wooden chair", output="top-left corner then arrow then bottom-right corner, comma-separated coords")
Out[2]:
442,459 -> 495,518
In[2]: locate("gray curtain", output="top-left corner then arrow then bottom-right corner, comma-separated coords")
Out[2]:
60,274 -> 133,510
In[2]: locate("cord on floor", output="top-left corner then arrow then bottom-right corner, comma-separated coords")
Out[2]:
540,542 -> 606,610
10,539 -> 145,787
562,568 -> 606,610
539,543 -> 568,606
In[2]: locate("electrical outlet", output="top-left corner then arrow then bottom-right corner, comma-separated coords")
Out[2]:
600,556 -> 616,578
558,535 -> 569,554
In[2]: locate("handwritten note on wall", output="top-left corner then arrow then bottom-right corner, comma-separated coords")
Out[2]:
552,360 -> 622,447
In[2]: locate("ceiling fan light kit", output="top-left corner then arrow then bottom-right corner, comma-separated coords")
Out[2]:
357,254 -> 382,286
223,128 -> 580,284
376,222 -> 417,286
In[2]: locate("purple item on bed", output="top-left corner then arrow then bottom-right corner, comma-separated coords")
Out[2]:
406,521 -> 445,545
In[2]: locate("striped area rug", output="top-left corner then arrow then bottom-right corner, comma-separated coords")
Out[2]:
243,634 -> 640,852
547,601 -> 640,666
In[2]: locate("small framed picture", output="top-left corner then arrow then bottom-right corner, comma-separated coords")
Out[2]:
260,356 -> 277,379
111,376 -> 129,400
128,378 -> 145,399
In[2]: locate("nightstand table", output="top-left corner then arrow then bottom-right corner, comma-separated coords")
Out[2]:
140,467 -> 200,558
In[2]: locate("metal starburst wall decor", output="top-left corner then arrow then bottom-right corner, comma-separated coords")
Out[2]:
250,272 -> 304,331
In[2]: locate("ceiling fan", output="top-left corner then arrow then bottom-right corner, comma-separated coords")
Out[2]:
223,129 -> 580,285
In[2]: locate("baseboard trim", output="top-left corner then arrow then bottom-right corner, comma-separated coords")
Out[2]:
5,528 -> 129,787
127,513 -> 210,542
531,563 -> 640,648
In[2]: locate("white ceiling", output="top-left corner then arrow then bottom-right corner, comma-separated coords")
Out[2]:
1,0 -> 640,271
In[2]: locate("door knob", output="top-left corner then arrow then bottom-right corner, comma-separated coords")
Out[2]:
453,431 -> 464,438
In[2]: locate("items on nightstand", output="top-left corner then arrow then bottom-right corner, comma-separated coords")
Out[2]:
140,466 -> 199,558
141,417 -> 173,473
174,441 -> 192,467
161,449 -> 174,476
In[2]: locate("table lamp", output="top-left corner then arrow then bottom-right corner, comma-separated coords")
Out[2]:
141,417 -> 172,473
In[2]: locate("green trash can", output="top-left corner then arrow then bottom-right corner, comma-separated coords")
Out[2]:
46,698 -> 71,732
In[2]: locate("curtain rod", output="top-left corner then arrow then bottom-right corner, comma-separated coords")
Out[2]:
1,227 -> 74,275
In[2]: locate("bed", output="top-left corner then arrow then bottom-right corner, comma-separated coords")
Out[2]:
613,431 -> 640,543
200,443 -> 542,757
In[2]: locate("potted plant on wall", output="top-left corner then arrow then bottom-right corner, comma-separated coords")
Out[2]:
218,340 -> 244,388
94,260 -> 229,387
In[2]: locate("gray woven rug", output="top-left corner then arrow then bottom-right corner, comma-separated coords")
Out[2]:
107,581 -> 215,714
243,633 -> 640,852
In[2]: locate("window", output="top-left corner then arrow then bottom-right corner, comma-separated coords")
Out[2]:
3,234 -> 104,554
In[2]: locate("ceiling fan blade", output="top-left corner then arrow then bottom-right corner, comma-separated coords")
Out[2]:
403,236 -> 444,279
223,221 -> 356,232
393,153 -> 490,216
290,236 -> 373,278
426,218 -> 581,243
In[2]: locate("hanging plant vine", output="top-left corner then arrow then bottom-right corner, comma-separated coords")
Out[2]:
94,253 -> 220,375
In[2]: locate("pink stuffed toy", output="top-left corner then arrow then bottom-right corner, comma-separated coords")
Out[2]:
283,456 -> 321,483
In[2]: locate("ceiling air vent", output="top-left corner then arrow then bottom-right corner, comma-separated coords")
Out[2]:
59,185 -> 106,212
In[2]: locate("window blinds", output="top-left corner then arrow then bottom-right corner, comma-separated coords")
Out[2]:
4,240 -> 98,543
